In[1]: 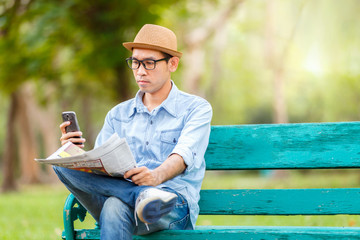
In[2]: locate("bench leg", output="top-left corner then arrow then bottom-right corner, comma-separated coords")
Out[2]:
63,193 -> 87,240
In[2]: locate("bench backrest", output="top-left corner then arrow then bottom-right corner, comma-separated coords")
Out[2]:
199,122 -> 360,216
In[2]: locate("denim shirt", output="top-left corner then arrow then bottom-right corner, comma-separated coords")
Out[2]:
95,82 -> 213,228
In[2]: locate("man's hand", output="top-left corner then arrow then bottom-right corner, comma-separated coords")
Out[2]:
124,154 -> 186,186
59,121 -> 86,148
124,167 -> 160,186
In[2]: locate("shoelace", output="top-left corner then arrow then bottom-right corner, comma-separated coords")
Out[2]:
134,191 -> 149,231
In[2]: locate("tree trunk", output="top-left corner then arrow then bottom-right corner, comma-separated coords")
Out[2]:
265,0 -> 305,124
16,86 -> 40,184
273,68 -> 288,123
115,66 -> 131,101
182,0 -> 243,95
1,92 -> 18,192
208,25 -> 227,98
183,47 -> 205,95
265,0 -> 288,124
25,83 -> 59,183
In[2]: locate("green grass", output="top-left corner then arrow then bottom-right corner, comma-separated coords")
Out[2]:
1,170 -> 360,239
0,185 -> 69,240
0,184 -> 96,240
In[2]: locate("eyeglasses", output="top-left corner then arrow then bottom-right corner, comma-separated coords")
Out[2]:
125,57 -> 170,70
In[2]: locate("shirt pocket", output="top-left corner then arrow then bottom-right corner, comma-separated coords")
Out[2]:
160,129 -> 182,161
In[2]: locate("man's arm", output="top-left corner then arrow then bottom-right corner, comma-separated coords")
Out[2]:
124,153 -> 186,186
125,99 -> 212,186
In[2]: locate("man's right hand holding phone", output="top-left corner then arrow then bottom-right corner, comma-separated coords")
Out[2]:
60,121 -> 86,148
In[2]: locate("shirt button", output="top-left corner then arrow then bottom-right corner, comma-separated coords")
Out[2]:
150,120 -> 153,125
146,141 -> 149,145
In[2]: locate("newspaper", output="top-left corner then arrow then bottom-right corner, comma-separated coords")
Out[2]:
35,133 -> 137,177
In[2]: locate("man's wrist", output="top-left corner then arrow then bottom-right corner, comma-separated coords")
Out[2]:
151,168 -> 165,186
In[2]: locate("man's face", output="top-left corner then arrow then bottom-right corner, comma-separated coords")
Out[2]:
131,48 -> 178,95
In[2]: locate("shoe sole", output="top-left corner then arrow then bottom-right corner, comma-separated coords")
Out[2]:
140,197 -> 178,224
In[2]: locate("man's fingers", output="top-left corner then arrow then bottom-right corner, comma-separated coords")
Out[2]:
124,167 -> 147,181
131,170 -> 146,183
60,137 -> 86,148
60,132 -> 82,141
126,167 -> 157,186
59,131 -> 85,147
124,167 -> 143,179
60,121 -> 71,134
59,121 -> 86,148
70,137 -> 86,144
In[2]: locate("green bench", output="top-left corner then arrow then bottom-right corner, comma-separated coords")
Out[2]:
62,122 -> 360,239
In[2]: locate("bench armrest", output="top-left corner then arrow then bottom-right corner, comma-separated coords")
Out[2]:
63,193 -> 87,240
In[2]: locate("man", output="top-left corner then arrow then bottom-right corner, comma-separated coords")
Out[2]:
55,24 -> 212,239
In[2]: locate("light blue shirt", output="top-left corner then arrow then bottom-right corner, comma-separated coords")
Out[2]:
95,81 -> 212,228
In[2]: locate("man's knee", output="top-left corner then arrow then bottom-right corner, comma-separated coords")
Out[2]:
53,165 -> 73,178
101,197 -> 134,225
100,197 -> 135,239
53,166 -> 69,184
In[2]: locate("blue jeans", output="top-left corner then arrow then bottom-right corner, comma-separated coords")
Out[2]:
53,166 -> 191,240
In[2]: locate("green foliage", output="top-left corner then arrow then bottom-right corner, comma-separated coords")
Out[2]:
0,0 -> 178,100
0,0 -> 359,123
0,0 -> 180,151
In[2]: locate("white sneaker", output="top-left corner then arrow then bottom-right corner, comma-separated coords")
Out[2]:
135,188 -> 178,224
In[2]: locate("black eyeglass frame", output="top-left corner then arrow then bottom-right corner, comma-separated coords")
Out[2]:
125,57 -> 170,70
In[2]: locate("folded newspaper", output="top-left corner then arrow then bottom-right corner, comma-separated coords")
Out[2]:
35,133 -> 137,177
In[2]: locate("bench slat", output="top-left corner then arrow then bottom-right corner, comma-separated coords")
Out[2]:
205,122 -> 360,170
73,226 -> 360,240
199,188 -> 360,215
135,226 -> 360,240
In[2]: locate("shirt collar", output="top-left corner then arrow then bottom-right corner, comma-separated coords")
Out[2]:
160,81 -> 178,118
128,80 -> 179,118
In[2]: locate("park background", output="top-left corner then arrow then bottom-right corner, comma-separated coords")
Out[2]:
0,0 -> 360,239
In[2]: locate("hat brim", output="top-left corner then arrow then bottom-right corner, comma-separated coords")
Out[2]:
123,42 -> 182,58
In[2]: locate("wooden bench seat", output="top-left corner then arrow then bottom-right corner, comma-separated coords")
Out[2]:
62,122 -> 360,240
72,226 -> 360,239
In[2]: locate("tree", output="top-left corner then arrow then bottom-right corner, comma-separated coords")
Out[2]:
0,0 -> 178,191
264,0 -> 306,123
0,0 -> 39,191
169,0 -> 243,95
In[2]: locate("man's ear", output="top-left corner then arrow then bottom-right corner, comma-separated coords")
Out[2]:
168,57 -> 180,73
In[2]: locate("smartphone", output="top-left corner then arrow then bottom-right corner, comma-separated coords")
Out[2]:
62,111 -> 81,142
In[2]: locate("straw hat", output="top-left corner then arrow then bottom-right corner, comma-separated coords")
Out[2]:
123,24 -> 182,58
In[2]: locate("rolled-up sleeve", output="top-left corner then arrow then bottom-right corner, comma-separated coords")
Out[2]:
170,100 -> 213,173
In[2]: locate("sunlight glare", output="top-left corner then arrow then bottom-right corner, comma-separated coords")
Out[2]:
304,47 -> 324,77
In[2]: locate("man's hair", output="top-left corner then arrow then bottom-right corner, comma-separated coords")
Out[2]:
161,52 -> 173,62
